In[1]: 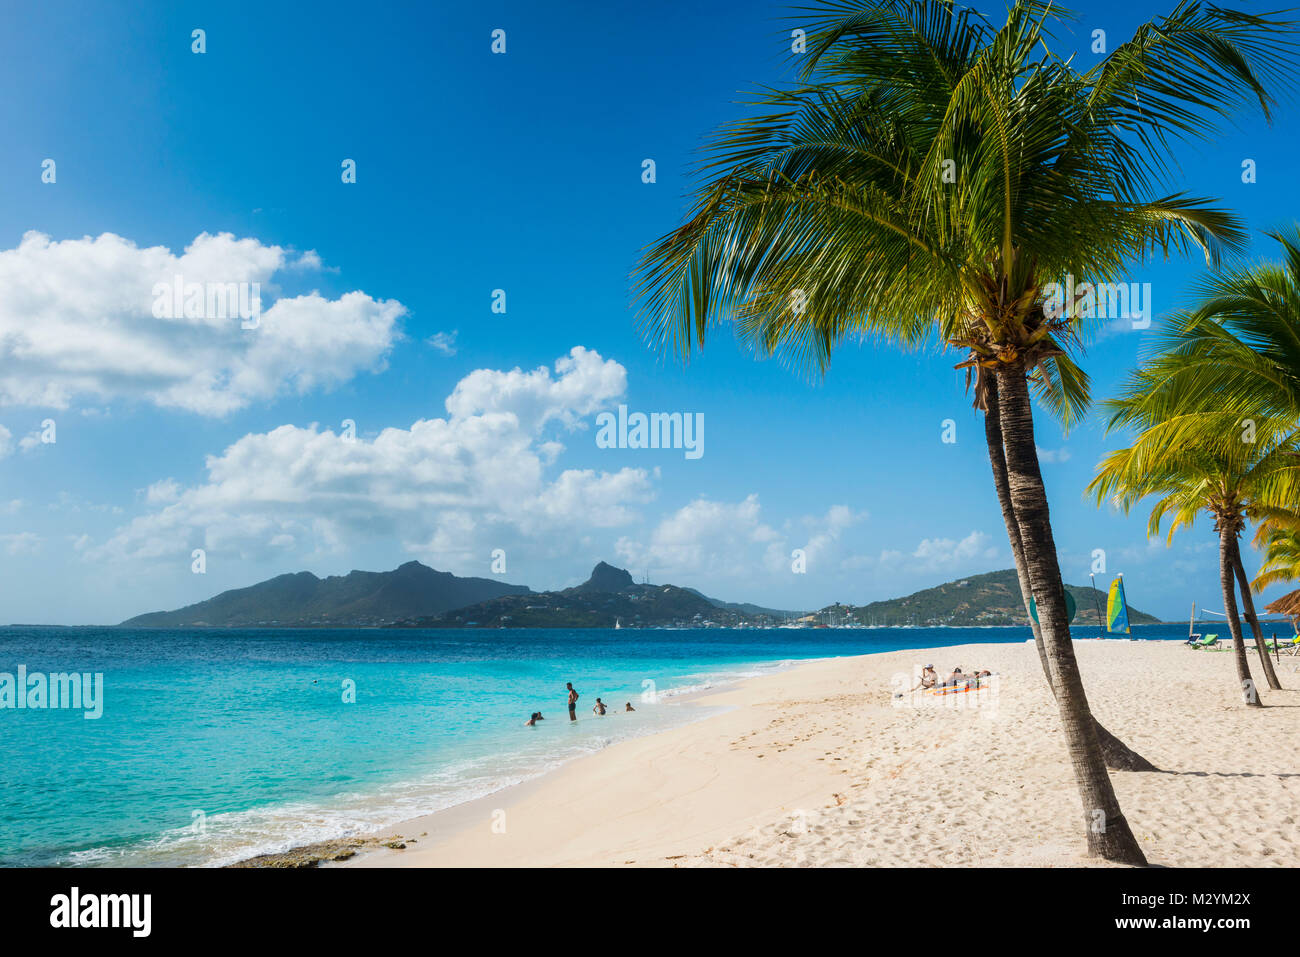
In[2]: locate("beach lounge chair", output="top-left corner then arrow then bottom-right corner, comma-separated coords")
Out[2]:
1187,634 -> 1219,649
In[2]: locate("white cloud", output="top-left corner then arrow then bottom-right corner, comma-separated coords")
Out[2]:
615,497 -> 865,581
426,330 -> 458,356
0,425 -> 10,459
0,532 -> 41,556
90,348 -> 652,566
144,479 -> 182,504
616,495 -> 782,577
909,530 -> 999,570
1036,445 -> 1071,463
445,347 -> 625,433
799,504 -> 866,569
288,250 -> 323,271
0,231 -> 404,416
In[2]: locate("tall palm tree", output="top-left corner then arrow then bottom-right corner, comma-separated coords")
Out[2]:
984,373 -> 1156,771
1104,229 -> 1300,689
635,0 -> 1295,864
1090,404 -> 1300,702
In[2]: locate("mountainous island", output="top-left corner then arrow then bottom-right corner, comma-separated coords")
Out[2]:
120,562 -> 1158,629
120,561 -> 530,628
826,568 -> 1158,628
390,561 -> 798,628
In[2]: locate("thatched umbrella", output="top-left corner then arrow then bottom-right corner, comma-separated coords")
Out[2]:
1264,589 -> 1300,630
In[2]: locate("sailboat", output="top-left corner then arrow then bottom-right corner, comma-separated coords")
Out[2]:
1105,574 -> 1132,638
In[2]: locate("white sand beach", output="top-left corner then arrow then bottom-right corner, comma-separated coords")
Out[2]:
342,640 -> 1300,868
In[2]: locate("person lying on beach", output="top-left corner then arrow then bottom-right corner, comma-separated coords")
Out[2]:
909,665 -> 938,691
593,698 -> 608,715
939,668 -> 968,688
951,665 -> 987,686
625,702 -> 635,712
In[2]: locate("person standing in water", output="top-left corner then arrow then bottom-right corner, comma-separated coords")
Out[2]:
566,682 -> 579,721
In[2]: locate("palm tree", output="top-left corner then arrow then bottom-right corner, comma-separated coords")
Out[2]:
1090,408 -> 1300,703
1103,229 -> 1300,434
1103,228 -> 1300,689
635,0 -> 1295,864
1235,545 -> 1285,691
984,373 -> 1157,771
1255,526 -> 1300,636
1253,526 -> 1300,593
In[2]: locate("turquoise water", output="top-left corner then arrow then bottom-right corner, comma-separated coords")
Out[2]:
0,624 -> 1192,866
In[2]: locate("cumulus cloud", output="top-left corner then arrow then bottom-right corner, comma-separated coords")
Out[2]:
616,495 -> 781,577
799,504 -> 867,569
445,347 -> 625,433
0,231 -> 404,415
90,348 -> 652,565
615,496 -> 865,580
144,479 -> 182,505
909,530 -> 999,570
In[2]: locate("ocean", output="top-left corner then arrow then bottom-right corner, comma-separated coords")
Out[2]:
0,623 -> 1196,867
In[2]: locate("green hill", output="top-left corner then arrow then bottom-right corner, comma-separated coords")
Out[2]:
395,562 -> 755,628
121,561 -> 530,627
833,568 -> 1158,627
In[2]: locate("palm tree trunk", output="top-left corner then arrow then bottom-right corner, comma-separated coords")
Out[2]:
1218,524 -> 1261,707
983,377 -> 1155,772
984,381 -> 1053,682
995,366 -> 1146,864
1229,536 -> 1281,690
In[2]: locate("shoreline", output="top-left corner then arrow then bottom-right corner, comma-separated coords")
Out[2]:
342,639 -> 1300,867
229,637 -> 1300,868
226,658 -> 816,868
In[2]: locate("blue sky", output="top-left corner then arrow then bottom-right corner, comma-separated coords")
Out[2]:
1,0 -> 1297,624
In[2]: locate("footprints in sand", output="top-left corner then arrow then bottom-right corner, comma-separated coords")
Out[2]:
674,642 -> 1300,868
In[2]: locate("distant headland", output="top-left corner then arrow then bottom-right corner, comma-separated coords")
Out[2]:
114,562 -> 1158,629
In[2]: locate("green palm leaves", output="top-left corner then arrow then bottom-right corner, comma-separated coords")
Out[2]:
1253,525 -> 1300,591
1107,229 -> 1300,435
1089,409 -> 1300,542
633,0 -> 1297,861
1092,230 -> 1300,699
634,0 -> 1288,422
1095,228 -> 1300,531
